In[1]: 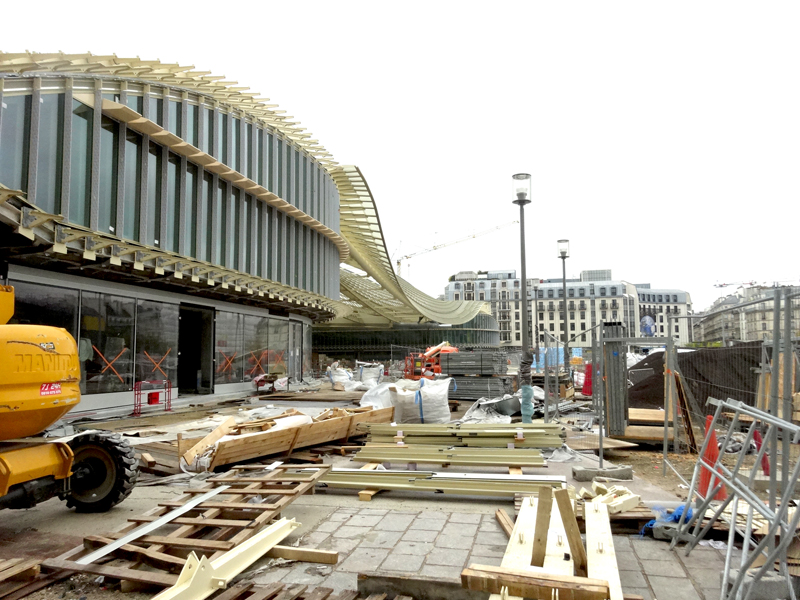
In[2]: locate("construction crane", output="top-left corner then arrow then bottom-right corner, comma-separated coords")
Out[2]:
395,221 -> 519,276
714,281 -> 756,288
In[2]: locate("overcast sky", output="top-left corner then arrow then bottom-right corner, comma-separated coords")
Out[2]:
7,1 -> 798,311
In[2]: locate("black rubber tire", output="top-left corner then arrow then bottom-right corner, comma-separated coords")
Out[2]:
66,432 -> 139,513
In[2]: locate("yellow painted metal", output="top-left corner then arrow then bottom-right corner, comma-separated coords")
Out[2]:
152,518 -> 300,600
0,286 -> 13,325
0,442 -> 73,496
0,321 -> 81,440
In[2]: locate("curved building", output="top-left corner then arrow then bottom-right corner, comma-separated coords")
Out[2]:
0,52 -> 487,413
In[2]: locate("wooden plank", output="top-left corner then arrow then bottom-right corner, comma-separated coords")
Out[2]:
127,515 -> 256,528
0,559 -> 24,574
83,536 -> 185,572
301,587 -> 335,600
462,564 -> 610,600
265,546 -> 338,564
585,501 -> 624,600
508,467 -> 523,475
272,583 -> 308,600
40,559 -> 177,587
542,492 -> 573,575
494,509 -> 514,538
182,488 -> 298,495
358,489 -> 382,502
244,582 -> 285,600
182,416 -> 237,465
101,532 -> 235,552
158,501 -> 281,511
531,488 -> 552,568
0,560 -> 39,582
212,581 -> 255,600
613,425 -> 674,442
554,488 -> 588,577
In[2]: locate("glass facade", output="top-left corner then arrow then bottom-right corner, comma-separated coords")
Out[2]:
135,300 -> 179,385
215,311 -> 244,384
8,280 -> 79,337
0,78 -> 340,302
80,291 -> 136,394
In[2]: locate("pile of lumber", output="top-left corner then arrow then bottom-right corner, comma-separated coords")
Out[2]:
353,445 -> 546,468
358,422 -> 566,448
439,351 -> 509,375
33,465 -> 331,599
0,559 -> 41,598
449,376 -> 514,400
463,488 -> 623,600
317,468 -> 566,499
578,482 -> 642,515
139,406 -> 394,473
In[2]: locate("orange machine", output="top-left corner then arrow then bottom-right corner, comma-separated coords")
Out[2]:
403,342 -> 458,380
0,282 -> 138,511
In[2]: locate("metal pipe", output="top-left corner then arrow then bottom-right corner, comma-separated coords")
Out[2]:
598,322 -> 604,468
561,255 -> 569,378
768,288 -> 781,556
544,334 -> 550,423
517,202 -> 530,387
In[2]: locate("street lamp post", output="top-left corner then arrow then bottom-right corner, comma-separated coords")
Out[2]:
513,174 -> 534,423
558,239 -> 570,378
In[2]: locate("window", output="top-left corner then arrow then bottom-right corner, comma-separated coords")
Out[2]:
215,311 -> 244,383
69,100 -> 93,227
454,293 -> 460,300
568,288 -> 574,297
570,311 -> 575,320
515,301 -> 520,309
579,288 -> 585,297
580,311 -> 585,319
558,289 -> 564,297
514,280 -> 520,288
570,323 -> 575,331
612,311 -> 617,319
516,332 -> 520,341
659,315 -> 664,323
549,312 -> 554,320
98,116 -> 119,234
146,142 -> 163,246
0,94 -> 32,192
80,292 -> 136,394
243,315 -> 270,381
675,325 -> 679,333
514,292 -> 519,299
600,287 -> 606,296
515,312 -> 520,320
602,311 -> 606,319
589,284 -> 595,295
135,300 -> 178,385
8,281 -> 78,339
581,322 -> 586,330
35,93 -> 64,214
549,323 -> 554,331
658,295 -> 663,302
539,312 -> 544,321
537,290 -> 543,298
454,283 -> 461,289
611,287 -> 617,295
762,323 -> 767,331
547,289 -> 554,298
479,292 -> 485,300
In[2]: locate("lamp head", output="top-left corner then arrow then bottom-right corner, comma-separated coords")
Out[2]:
512,173 -> 531,206
557,239 -> 570,259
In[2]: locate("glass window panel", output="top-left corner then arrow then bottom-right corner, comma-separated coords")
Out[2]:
102,93 -> 121,103
256,202 -> 264,277
215,311 -> 243,384
276,213 -> 283,282
123,129 -> 142,241
201,171 -> 213,262
268,318 -> 288,377
288,322 -> 302,380
201,108 -> 213,156
267,133 -> 274,190
243,194 -> 252,272
243,314 -> 269,382
303,323 -> 312,379
167,100 -> 181,137
257,129 -> 265,186
229,187 -> 239,270
126,95 -> 144,114
98,116 -> 119,235
267,205 -> 274,281
35,93 -> 64,214
146,142 -> 163,246
215,179 -> 225,265
69,99 -> 92,227
7,280 -> 78,339
148,97 -> 163,126
277,138 -> 284,197
185,163 -> 198,257
217,112 -> 228,161
187,104 -> 198,147
164,153 -> 179,252
135,300 -> 178,386
80,292 -> 135,394
231,117 -> 240,172
248,124 -> 256,181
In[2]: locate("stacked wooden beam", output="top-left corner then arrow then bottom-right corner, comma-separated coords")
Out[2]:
449,376 -> 514,400
358,422 -> 566,449
439,351 -> 508,375
354,446 -> 546,467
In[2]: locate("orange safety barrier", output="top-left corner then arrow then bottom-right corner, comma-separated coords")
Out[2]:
93,345 -> 128,384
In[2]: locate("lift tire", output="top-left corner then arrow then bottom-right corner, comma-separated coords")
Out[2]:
66,432 -> 139,513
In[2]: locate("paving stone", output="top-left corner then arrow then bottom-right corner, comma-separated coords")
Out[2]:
321,571 -> 359,594
613,535 -> 632,550
475,531 -> 509,546
478,521 -> 504,533
449,512 -> 482,524
253,568 -> 288,584
347,515 -> 383,527
688,568 -> 726,589
648,575 -> 702,600
470,544 -> 506,558
435,535 -> 474,550
419,564 -> 463,581
319,536 -> 360,555
619,570 -> 648,589
631,539 -> 680,562
337,547 -> 391,573
402,529 -> 438,543
623,588 -> 654,600
330,509 -> 358,522
393,541 -> 434,556
409,518 -> 446,531
359,530 -> 404,549
374,513 -> 415,531
701,588 -> 722,600
314,521 -> 340,533
426,547 -> 469,567
281,564 -> 329,586
417,510 -> 448,520
679,550 -> 725,568
358,508 -> 389,516
332,526 -> 372,539
300,531 -> 331,547
640,559 -> 684,577
615,551 -> 639,571
442,522 -> 478,537
468,554 -> 502,567
381,552 -> 425,572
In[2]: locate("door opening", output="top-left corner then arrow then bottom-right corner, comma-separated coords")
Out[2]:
178,304 -> 214,395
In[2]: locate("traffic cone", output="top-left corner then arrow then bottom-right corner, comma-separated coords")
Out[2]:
698,415 -> 727,501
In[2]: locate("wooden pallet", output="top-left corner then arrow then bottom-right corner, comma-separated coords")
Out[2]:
38,465 -> 331,592
514,496 -> 655,534
0,559 -> 41,599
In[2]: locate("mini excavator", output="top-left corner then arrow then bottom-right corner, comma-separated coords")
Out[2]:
0,279 -> 138,512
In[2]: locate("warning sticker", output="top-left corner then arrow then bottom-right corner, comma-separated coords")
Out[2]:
40,383 -> 62,396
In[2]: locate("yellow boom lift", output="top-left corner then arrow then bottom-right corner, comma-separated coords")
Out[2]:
0,278 -> 138,511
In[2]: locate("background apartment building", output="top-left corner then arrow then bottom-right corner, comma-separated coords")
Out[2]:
444,269 -> 693,350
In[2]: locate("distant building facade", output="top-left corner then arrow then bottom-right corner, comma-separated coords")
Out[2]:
444,270 -> 693,349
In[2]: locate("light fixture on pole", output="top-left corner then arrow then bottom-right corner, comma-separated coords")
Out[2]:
513,173 -> 533,423
558,239 -> 570,377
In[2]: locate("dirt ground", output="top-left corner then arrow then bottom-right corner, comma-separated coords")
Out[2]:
605,447 -> 697,498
